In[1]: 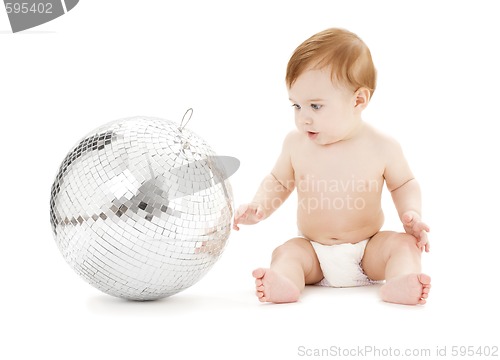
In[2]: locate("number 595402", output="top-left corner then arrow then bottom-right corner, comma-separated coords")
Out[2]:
5,2 -> 53,14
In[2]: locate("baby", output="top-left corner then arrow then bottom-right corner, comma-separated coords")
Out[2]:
233,28 -> 431,305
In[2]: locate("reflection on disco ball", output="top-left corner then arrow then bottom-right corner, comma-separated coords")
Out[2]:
49,115 -> 239,300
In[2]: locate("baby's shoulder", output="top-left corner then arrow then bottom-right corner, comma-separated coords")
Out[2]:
282,129 -> 302,148
363,124 -> 402,151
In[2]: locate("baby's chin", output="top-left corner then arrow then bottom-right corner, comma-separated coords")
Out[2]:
313,134 -> 342,146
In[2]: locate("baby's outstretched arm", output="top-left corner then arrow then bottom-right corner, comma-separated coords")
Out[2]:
233,132 -> 297,231
233,174 -> 291,230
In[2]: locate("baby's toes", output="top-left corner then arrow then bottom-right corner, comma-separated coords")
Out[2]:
256,292 -> 266,302
421,284 -> 431,299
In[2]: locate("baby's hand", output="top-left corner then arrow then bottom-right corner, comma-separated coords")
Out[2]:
402,210 -> 430,252
233,203 -> 265,231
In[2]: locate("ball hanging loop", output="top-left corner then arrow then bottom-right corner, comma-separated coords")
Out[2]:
179,108 -> 194,131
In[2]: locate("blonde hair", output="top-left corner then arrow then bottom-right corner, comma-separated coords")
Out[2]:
286,28 -> 376,97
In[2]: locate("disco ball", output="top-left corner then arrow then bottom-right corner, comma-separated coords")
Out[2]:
50,113 -> 237,300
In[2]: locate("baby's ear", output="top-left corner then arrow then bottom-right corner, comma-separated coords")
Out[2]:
354,88 -> 371,109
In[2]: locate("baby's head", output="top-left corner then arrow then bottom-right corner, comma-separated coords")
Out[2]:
286,28 -> 376,98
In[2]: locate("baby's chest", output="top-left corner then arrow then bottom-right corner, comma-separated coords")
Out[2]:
292,149 -> 384,192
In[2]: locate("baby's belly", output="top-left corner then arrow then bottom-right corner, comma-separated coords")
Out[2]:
296,196 -> 384,245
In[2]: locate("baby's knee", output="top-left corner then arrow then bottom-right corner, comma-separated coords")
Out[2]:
391,233 -> 420,253
271,238 -> 309,260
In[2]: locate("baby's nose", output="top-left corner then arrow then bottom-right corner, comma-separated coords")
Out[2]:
298,111 -> 313,125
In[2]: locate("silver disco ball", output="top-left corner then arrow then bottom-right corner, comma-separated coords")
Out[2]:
50,114 -> 237,300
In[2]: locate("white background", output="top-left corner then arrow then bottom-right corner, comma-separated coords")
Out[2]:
1,1 -> 499,359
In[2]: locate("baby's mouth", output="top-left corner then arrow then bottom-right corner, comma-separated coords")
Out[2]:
307,131 -> 319,139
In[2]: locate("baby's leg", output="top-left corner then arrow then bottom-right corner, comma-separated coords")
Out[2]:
253,237 -> 323,303
361,231 -> 431,305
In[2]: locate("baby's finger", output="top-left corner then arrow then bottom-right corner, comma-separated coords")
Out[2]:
233,205 -> 248,230
417,241 -> 424,252
422,231 -> 431,252
255,205 -> 264,219
418,230 -> 429,252
235,204 -> 249,218
413,223 -> 426,236
232,216 -> 241,230
415,221 -> 430,233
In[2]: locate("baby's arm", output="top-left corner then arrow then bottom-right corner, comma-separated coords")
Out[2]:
384,138 -> 430,252
233,132 -> 296,230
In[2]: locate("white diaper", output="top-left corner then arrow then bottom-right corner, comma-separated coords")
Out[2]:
309,239 -> 377,287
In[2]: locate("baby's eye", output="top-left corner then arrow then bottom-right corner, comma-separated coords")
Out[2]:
292,104 -> 301,110
311,104 -> 322,110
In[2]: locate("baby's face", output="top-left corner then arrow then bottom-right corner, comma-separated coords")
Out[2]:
288,68 -> 361,145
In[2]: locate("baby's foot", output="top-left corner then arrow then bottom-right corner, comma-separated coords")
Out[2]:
380,273 -> 431,305
252,268 -> 300,304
